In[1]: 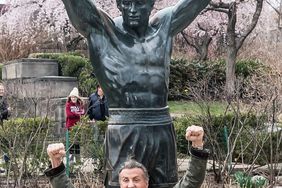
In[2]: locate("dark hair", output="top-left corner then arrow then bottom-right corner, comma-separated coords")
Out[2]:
119,159 -> 149,182
67,96 -> 83,105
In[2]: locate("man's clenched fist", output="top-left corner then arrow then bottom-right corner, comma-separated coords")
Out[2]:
186,125 -> 204,149
47,143 -> 66,168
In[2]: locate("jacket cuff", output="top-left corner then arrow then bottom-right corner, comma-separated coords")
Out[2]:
44,162 -> 65,178
190,147 -> 210,160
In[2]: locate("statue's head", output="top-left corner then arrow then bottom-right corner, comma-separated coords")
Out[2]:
116,0 -> 155,29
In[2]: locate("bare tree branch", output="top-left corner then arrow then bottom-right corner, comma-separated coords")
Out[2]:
265,0 -> 280,15
236,0 -> 263,50
206,7 -> 229,14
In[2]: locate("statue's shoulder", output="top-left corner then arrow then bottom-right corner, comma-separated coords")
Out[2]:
150,7 -> 174,26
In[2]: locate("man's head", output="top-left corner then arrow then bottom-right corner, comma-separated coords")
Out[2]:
117,0 -> 155,29
96,85 -> 104,97
119,159 -> 149,188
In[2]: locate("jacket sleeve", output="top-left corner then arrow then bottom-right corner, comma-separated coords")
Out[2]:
87,96 -> 94,119
0,99 -> 9,120
44,162 -> 74,188
174,148 -> 209,188
79,104 -> 85,115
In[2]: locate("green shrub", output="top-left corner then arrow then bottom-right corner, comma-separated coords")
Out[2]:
68,117 -> 107,171
173,113 -> 281,165
173,116 -> 200,154
0,117 -> 54,178
235,59 -> 266,78
169,58 -> 268,100
234,171 -> 267,188
169,58 -> 226,100
30,52 -> 88,76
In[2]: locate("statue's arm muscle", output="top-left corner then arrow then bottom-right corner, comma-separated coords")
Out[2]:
61,0 -> 108,37
169,0 -> 210,35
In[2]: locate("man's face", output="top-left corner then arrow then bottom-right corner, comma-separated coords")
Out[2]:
119,168 -> 149,188
119,0 -> 153,28
97,87 -> 104,97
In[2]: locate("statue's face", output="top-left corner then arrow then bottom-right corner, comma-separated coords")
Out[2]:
119,0 -> 154,28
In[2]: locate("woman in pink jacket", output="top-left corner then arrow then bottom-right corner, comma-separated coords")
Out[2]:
65,87 -> 85,130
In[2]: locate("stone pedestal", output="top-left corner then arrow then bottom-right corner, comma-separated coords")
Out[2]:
2,58 -> 59,79
6,76 -> 77,99
1,58 -> 79,136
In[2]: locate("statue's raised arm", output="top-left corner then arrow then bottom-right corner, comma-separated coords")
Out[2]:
61,0 -> 112,37
170,0 -> 210,35
58,1 -> 210,188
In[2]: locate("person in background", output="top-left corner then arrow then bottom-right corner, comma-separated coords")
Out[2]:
0,83 -> 11,174
87,85 -> 109,122
66,87 -> 85,130
0,83 -> 10,122
87,85 -> 109,141
65,87 -> 85,162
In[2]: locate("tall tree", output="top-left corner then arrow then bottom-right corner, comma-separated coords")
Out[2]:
181,23 -> 218,62
208,0 -> 263,98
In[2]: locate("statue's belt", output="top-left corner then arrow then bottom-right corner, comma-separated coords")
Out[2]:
108,106 -> 172,125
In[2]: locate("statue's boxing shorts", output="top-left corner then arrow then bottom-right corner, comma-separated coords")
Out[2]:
104,107 -> 178,188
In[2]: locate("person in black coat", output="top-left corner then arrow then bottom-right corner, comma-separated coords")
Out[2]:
87,85 -> 109,122
0,83 -> 10,122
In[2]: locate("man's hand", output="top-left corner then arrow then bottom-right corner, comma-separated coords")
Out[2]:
186,125 -> 204,149
47,143 -> 66,168
89,119 -> 96,123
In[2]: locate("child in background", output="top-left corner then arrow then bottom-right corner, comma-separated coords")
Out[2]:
65,87 -> 85,130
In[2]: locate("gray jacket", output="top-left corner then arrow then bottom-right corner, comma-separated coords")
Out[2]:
45,148 -> 209,188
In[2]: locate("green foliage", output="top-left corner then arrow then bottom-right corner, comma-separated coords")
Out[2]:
173,112 -> 281,165
169,100 -> 229,116
169,58 -> 226,100
235,59 -> 266,78
169,58 -> 268,100
234,171 -> 267,188
0,117 -> 54,178
173,116 -> 200,154
234,171 -> 253,188
29,52 -> 97,96
68,117 -> 107,171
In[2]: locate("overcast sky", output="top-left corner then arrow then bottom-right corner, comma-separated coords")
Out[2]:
0,0 -> 5,3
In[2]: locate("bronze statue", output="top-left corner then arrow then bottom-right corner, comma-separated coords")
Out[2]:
61,0 -> 210,187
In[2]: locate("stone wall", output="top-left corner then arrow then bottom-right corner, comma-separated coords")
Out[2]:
2,58 -> 78,136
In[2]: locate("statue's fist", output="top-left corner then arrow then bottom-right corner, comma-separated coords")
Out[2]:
186,125 -> 204,149
47,143 -> 65,168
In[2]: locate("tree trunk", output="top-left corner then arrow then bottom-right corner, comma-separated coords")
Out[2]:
225,45 -> 237,98
198,35 -> 212,61
225,2 -> 237,99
